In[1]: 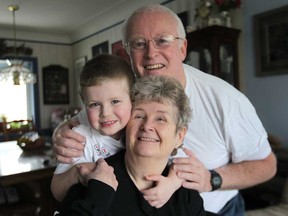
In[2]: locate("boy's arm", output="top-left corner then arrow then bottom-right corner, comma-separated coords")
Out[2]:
51,165 -> 79,201
51,162 -> 96,201
141,167 -> 183,208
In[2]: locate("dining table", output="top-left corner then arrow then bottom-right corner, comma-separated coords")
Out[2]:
0,140 -> 58,216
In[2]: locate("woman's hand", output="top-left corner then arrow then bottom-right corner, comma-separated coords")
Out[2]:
78,159 -> 118,191
172,148 -> 212,192
52,118 -> 85,163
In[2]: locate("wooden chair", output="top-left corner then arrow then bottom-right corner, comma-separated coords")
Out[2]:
1,119 -> 35,141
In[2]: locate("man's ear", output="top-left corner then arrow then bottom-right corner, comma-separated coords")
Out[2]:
180,39 -> 188,61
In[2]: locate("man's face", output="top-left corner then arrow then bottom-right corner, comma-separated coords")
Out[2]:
126,11 -> 187,86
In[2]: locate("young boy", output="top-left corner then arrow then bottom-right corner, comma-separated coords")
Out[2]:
51,54 -> 135,201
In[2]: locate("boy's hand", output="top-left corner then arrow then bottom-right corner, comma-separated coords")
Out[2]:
77,159 -> 118,191
142,170 -> 183,208
76,162 -> 96,186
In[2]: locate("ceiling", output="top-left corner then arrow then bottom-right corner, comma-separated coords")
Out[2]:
0,0 -> 128,34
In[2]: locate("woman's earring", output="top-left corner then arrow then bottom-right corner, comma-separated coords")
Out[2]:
170,143 -> 184,156
171,148 -> 178,156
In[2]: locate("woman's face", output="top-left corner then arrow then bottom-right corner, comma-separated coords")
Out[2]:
126,100 -> 186,159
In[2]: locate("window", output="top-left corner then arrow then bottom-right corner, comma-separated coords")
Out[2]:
0,58 -> 39,128
0,82 -> 30,121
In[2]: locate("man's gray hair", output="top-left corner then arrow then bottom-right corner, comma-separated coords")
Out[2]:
122,4 -> 186,44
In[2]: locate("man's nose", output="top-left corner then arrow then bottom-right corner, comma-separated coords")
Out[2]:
144,40 -> 158,57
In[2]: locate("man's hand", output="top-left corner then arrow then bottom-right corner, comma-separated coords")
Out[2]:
78,159 -> 118,191
52,118 -> 85,163
172,148 -> 212,192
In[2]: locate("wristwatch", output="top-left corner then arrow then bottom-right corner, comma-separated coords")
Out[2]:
209,170 -> 222,191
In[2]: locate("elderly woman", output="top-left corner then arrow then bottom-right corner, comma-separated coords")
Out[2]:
57,75 -> 208,216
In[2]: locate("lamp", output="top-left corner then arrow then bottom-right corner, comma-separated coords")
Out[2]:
0,5 -> 36,85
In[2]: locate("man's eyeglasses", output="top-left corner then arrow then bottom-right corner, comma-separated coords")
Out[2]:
124,34 -> 183,52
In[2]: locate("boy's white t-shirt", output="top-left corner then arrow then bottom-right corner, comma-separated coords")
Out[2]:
54,124 -> 124,174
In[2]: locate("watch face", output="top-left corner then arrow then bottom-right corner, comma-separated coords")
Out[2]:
212,176 -> 222,186
210,170 -> 222,191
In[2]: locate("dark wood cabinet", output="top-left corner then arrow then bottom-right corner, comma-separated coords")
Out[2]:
185,26 -> 241,89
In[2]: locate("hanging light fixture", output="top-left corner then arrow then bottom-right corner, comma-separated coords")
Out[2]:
0,5 -> 36,85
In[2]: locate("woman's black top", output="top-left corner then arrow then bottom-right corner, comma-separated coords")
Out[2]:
58,150 -> 207,216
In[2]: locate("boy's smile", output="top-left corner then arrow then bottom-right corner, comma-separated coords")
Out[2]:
83,78 -> 132,140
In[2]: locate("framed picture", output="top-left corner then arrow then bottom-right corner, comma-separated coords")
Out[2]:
112,40 -> 130,63
92,41 -> 109,57
254,6 -> 288,76
43,65 -> 69,104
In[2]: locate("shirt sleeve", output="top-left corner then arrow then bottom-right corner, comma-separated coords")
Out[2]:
225,95 -> 271,163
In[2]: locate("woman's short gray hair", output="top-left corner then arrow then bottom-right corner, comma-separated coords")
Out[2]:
122,4 -> 186,44
131,75 -> 191,131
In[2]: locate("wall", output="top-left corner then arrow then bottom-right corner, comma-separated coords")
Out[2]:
244,0 -> 288,148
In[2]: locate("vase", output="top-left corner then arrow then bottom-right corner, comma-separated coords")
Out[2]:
207,11 -> 232,28
208,15 -> 222,26
221,11 -> 232,28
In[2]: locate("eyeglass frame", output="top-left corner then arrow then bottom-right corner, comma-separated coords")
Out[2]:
124,34 -> 184,53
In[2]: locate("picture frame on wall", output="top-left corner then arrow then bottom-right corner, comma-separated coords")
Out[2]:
112,40 -> 130,63
254,5 -> 288,76
43,65 -> 69,104
92,41 -> 109,57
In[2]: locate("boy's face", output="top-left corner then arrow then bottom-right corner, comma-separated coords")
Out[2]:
82,78 -> 132,140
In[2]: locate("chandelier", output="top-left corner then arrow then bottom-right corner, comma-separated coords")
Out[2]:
0,5 -> 36,85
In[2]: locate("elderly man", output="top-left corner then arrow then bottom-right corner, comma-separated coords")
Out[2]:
52,4 -> 276,216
